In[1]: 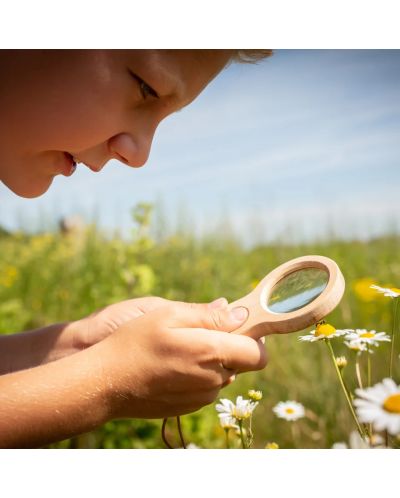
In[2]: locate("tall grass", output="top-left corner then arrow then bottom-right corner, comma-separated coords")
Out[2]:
1,205 -> 399,448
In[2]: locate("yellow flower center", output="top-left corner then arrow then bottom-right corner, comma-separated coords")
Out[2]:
285,408 -> 294,414
383,393 -> 400,413
315,323 -> 336,337
360,332 -> 375,338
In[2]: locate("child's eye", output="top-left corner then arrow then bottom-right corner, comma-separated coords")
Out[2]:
128,69 -> 159,100
139,79 -> 158,99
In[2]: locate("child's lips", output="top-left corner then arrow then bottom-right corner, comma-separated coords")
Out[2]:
61,152 -> 77,176
64,152 -> 103,173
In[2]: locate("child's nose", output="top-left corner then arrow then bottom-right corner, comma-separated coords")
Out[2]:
108,132 -> 152,168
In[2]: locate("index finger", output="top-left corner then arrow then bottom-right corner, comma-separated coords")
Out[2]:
214,333 -> 268,373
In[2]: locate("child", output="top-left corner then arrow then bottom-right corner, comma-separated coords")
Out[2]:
0,49 -> 271,448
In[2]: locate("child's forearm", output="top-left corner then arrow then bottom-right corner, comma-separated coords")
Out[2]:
0,342 -> 109,448
0,320 -> 87,375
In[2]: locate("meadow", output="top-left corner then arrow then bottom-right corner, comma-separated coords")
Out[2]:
1,203 -> 399,449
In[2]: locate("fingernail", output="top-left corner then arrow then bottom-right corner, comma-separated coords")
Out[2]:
209,297 -> 228,309
231,306 -> 248,322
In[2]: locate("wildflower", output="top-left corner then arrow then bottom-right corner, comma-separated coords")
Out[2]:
335,356 -> 348,369
299,323 -> 348,342
370,285 -> 400,298
216,396 -> 258,421
344,329 -> 391,348
265,442 -> 279,449
353,378 -> 400,435
233,396 -> 258,420
344,340 -> 369,353
186,443 -> 201,449
215,398 -> 235,417
218,414 -> 239,430
331,442 -> 347,449
369,433 -> 385,448
353,278 -> 379,302
248,389 -> 263,401
273,401 -> 305,421
331,433 -> 363,449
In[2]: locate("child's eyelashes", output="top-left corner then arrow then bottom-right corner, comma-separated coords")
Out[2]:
128,69 -> 159,100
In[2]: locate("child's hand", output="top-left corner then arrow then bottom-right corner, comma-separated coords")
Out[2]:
75,296 -> 229,349
95,300 -> 267,419
75,297 -> 172,349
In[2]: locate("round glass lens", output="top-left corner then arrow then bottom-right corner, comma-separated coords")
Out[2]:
267,268 -> 329,313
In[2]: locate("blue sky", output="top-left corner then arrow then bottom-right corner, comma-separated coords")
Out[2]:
1,50 -> 399,243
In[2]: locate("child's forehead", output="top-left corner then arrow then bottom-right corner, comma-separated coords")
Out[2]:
125,49 -> 229,80
124,49 -> 231,108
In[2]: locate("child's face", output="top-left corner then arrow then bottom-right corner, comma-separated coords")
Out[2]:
0,50 -> 232,198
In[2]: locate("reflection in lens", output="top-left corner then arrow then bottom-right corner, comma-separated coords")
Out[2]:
267,268 -> 328,313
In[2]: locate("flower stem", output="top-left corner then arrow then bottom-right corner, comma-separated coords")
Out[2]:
366,354 -> 373,437
389,298 -> 399,379
224,428 -> 230,449
355,355 -> 363,389
325,340 -> 365,439
248,415 -> 254,448
367,354 -> 371,387
290,422 -> 299,448
238,421 -> 247,449
176,416 -> 186,449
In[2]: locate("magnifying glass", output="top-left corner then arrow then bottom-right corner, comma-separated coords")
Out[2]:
228,255 -> 345,339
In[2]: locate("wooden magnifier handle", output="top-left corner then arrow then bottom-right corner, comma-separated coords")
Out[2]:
226,255 -> 345,340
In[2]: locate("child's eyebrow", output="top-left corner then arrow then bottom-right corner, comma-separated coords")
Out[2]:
147,52 -> 188,110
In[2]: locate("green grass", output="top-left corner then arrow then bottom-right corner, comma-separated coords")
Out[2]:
1,206 -> 399,448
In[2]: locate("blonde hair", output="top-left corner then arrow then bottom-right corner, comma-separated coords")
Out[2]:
231,49 -> 273,64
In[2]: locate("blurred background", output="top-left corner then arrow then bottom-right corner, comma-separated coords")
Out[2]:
1,49 -> 399,448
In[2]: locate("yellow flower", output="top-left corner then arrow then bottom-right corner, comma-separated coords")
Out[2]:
250,279 -> 260,289
248,389 -> 263,401
0,265 -> 19,288
265,442 -> 279,449
352,278 -> 379,302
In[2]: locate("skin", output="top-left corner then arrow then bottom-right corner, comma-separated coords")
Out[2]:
0,49 -> 233,197
0,50 -> 268,448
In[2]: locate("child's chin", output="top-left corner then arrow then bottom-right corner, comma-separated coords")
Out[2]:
5,177 -> 53,199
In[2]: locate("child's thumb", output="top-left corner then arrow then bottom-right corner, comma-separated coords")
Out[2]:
169,301 -> 249,332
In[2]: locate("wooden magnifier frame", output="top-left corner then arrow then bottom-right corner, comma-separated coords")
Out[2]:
228,255 -> 345,340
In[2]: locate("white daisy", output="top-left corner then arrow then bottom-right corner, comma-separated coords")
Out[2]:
216,398 -> 235,417
331,442 -> 348,449
344,339 -> 369,353
218,414 -> 239,430
216,396 -> 258,421
344,329 -> 391,347
273,401 -> 305,421
353,378 -> 400,435
331,432 -> 385,449
299,323 -> 349,342
370,284 -> 400,298
348,431 -> 370,449
335,356 -> 348,369
232,396 -> 258,420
